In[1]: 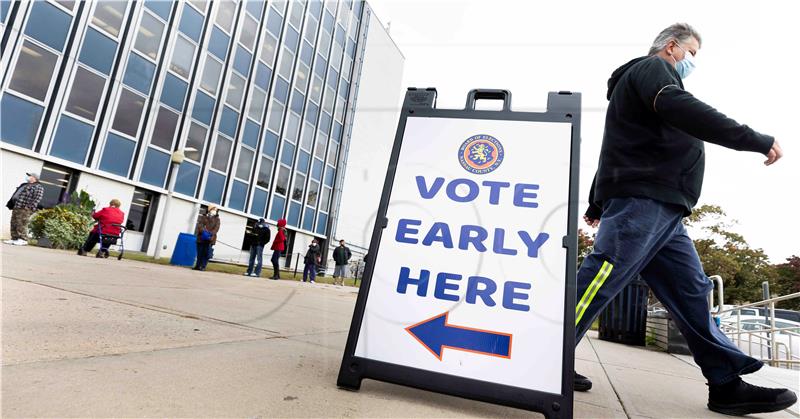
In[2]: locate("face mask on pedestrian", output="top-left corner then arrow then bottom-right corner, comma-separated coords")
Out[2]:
671,42 -> 696,79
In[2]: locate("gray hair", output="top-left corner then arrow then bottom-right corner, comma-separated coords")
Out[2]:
648,23 -> 702,55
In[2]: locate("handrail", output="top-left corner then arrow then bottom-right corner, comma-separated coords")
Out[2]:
708,275 -> 724,314
716,292 -> 800,314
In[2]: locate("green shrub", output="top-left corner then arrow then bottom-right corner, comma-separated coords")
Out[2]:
29,206 -> 93,249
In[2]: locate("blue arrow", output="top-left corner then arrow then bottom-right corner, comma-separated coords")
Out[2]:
405,312 -> 512,360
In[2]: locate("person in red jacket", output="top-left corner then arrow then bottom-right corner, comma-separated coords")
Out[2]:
78,199 -> 125,256
270,219 -> 287,279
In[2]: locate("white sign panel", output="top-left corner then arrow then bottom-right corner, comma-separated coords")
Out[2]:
354,116 -> 573,394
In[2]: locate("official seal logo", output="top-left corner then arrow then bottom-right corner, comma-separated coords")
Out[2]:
458,134 -> 504,174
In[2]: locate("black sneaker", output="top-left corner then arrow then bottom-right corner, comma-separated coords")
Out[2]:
708,377 -> 797,415
574,372 -> 592,392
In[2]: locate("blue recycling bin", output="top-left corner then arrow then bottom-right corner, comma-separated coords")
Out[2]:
170,232 -> 197,266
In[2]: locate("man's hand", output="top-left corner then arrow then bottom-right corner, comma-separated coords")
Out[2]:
765,140 -> 783,166
583,214 -> 600,228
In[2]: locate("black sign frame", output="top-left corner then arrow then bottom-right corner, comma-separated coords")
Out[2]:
337,88 -> 582,419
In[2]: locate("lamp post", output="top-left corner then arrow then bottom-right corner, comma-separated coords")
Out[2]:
153,149 -> 188,260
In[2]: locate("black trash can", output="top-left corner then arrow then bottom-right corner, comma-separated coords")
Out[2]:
598,278 -> 649,346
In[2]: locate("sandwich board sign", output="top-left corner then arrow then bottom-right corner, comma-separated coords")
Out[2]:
337,88 -> 581,418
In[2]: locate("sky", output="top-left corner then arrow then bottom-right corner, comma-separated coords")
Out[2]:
366,0 -> 800,263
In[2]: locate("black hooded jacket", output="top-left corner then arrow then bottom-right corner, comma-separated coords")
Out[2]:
586,55 -> 774,218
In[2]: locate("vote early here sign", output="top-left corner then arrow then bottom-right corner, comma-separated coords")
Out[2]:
354,116 -> 573,395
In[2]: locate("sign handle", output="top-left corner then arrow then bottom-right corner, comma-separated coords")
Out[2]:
465,89 -> 512,111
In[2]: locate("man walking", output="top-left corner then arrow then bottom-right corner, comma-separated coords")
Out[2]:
4,172 -> 44,246
575,23 -> 794,415
332,239 -> 352,286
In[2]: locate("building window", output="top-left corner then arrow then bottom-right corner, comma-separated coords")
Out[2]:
229,180 -> 248,211
179,5 -> 204,42
175,161 -> 201,196
144,0 -> 172,21
200,56 -> 223,95
0,93 -> 44,149
133,12 -> 165,60
219,107 -> 239,138
123,53 -> 156,94
270,194 -> 285,221
235,148 -> 254,180
49,115 -> 93,164
233,46 -> 252,77
226,74 -> 246,109
208,26 -> 230,60
257,157 -> 273,188
24,1 -> 71,52
9,41 -> 58,102
215,0 -> 236,32
161,73 -> 188,112
140,148 -> 170,187
240,16 -> 258,50
65,67 -> 106,120
251,188 -> 268,217
112,89 -> 146,137
211,136 -> 232,171
150,107 -> 179,149
99,133 -> 136,177
275,166 -> 290,195
79,28 -> 117,75
170,36 -> 195,78
203,171 -> 226,204
126,188 -> 155,232
92,1 -> 128,37
192,91 -> 215,125
35,164 -> 76,209
185,123 -> 207,161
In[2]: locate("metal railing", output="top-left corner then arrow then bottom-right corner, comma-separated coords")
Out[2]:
716,292 -> 800,369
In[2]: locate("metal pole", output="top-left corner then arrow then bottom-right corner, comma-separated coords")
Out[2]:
153,161 -> 180,260
769,301 -> 777,366
762,281 -> 771,362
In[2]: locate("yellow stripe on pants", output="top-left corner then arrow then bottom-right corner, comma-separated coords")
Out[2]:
575,261 -> 614,326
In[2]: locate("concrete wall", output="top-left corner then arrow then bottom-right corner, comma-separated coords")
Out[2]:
145,195 -> 198,258
74,171 -> 136,220
211,210 -> 248,263
1,150 -> 45,239
329,8 -> 404,270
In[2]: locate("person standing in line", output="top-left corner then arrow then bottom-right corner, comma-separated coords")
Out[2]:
332,239 -> 352,286
302,238 -> 321,283
193,205 -> 220,271
4,172 -> 45,246
270,218 -> 287,279
244,218 -> 271,278
77,199 -> 125,257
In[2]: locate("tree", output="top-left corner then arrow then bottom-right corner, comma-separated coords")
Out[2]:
772,256 -> 800,310
684,205 -> 777,305
577,228 -> 594,267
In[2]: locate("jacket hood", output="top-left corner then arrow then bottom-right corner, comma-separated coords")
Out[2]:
277,219 -> 287,227
607,56 -> 649,100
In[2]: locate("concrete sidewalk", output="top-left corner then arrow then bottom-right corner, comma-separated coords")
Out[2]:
2,244 -> 797,418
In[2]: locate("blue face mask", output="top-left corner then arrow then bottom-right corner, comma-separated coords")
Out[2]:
673,44 -> 696,79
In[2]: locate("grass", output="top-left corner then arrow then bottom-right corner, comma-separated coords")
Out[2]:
591,317 -> 600,331
109,249 -> 362,287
